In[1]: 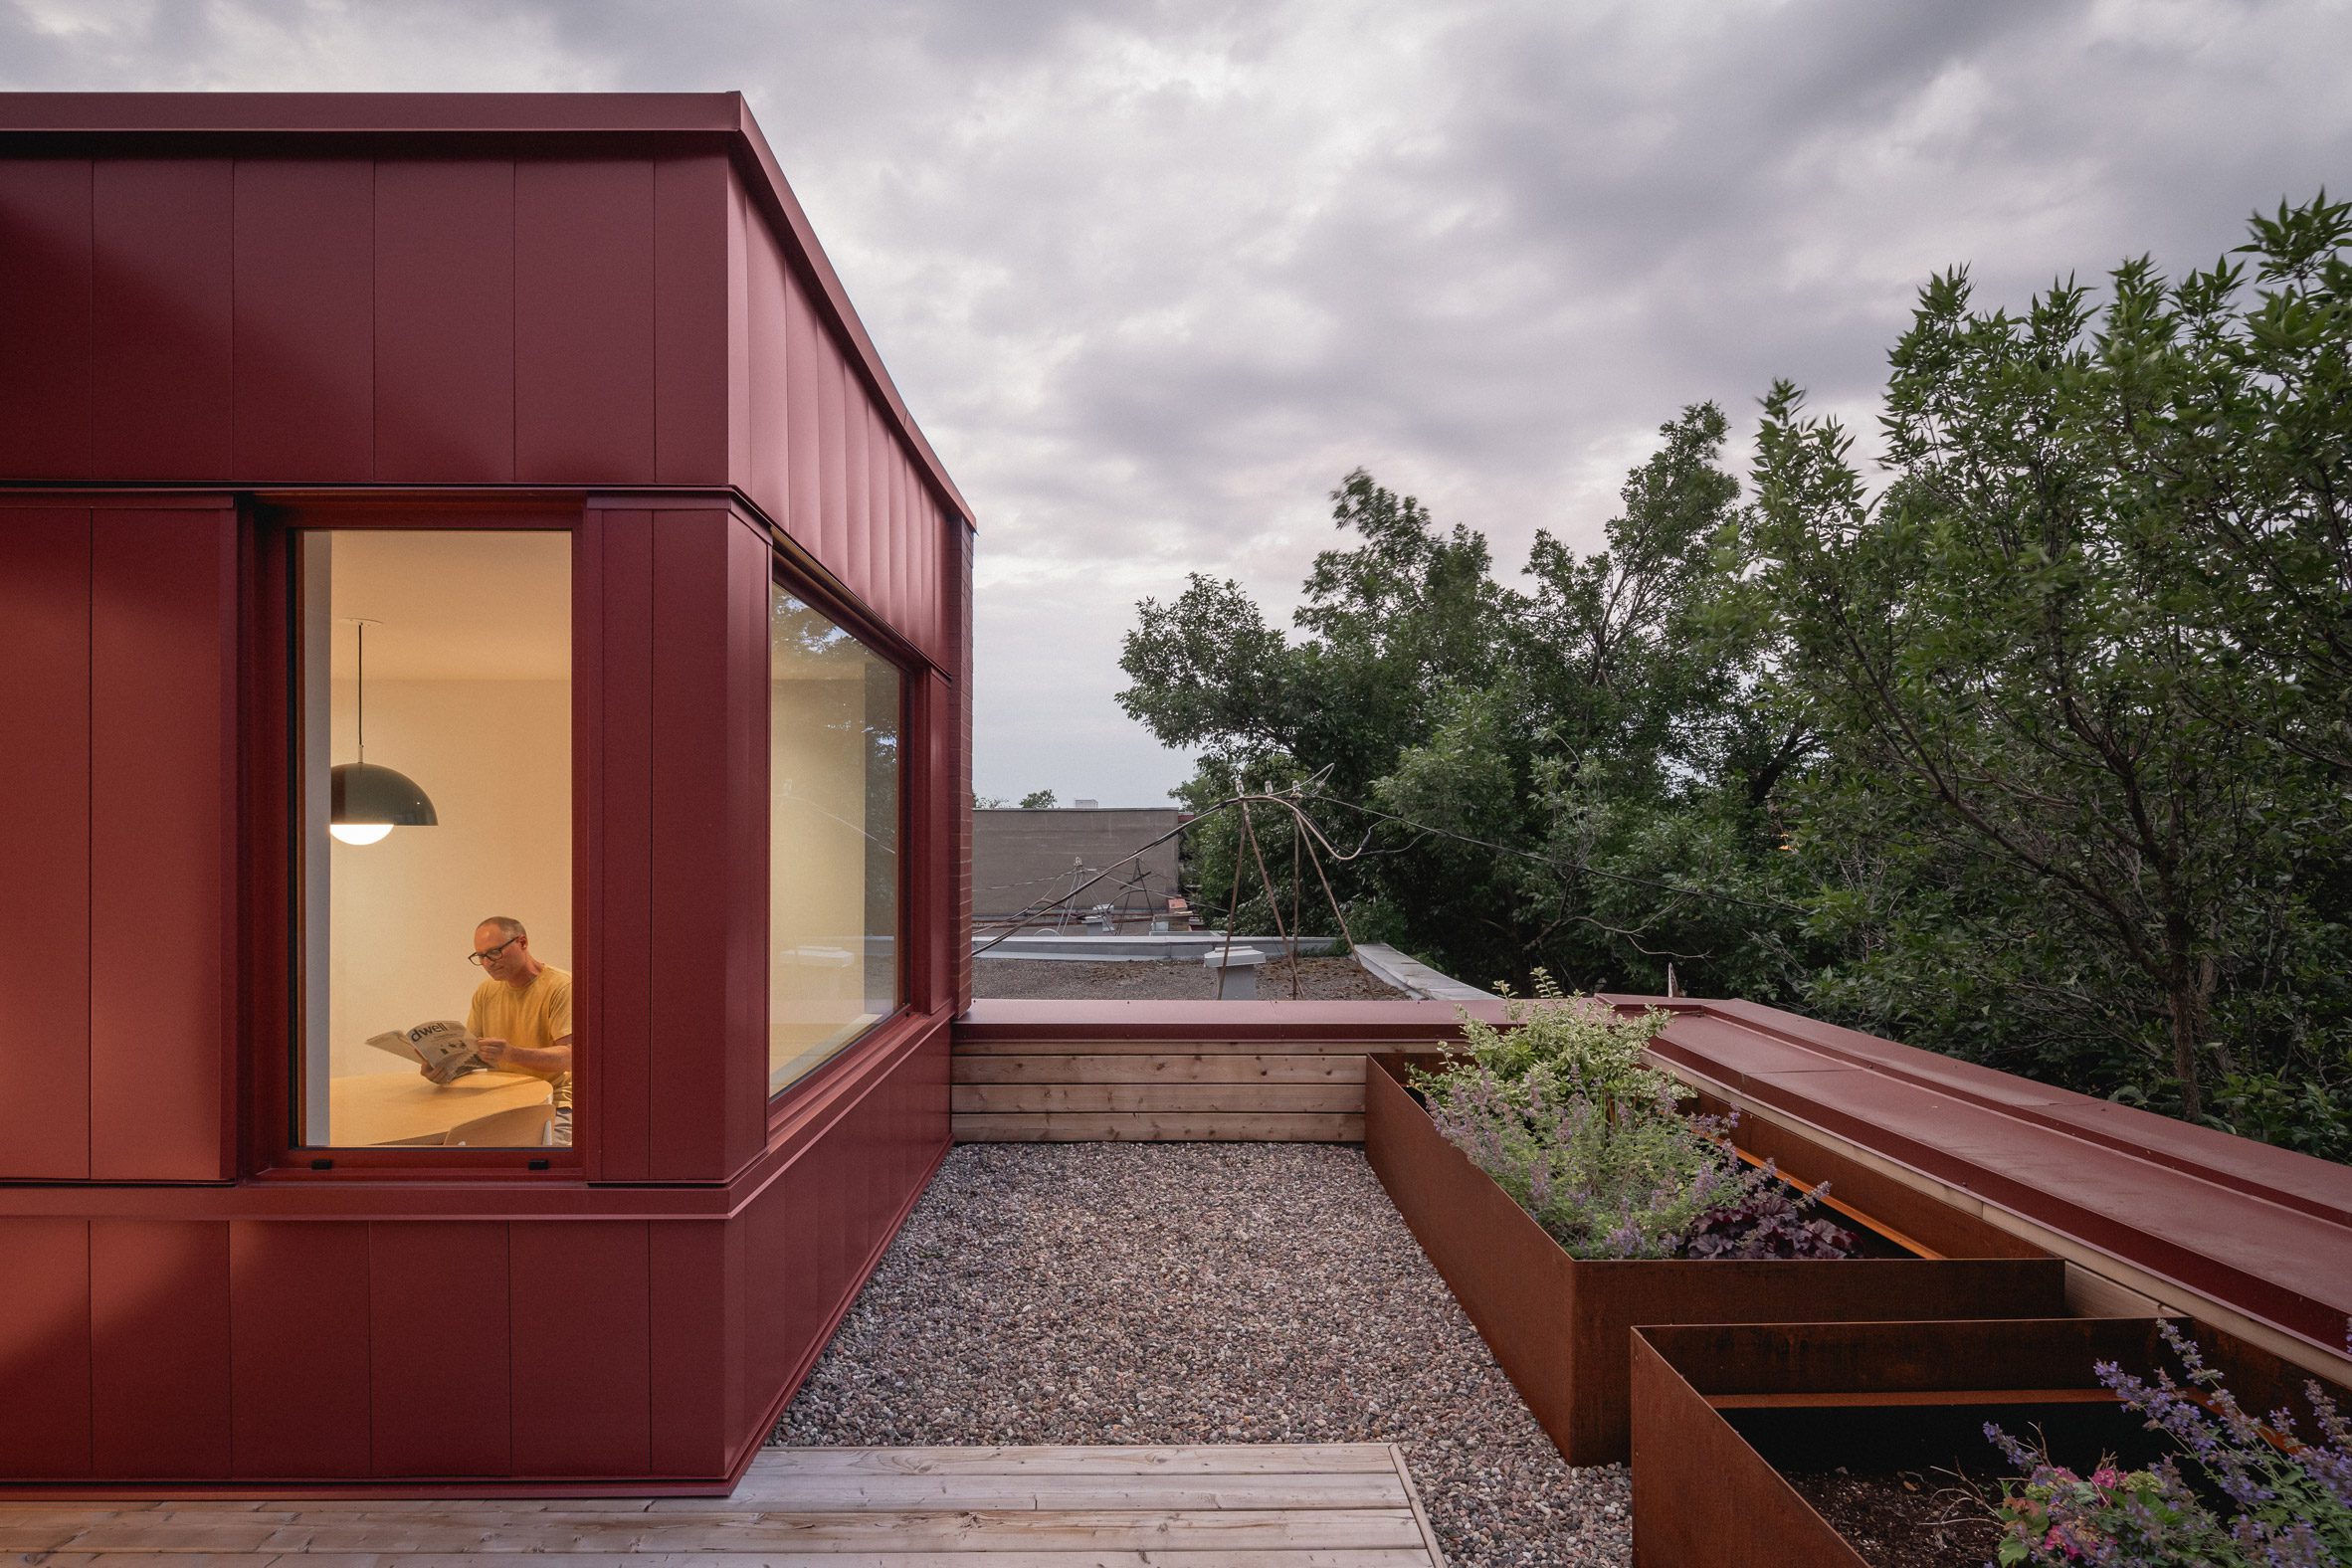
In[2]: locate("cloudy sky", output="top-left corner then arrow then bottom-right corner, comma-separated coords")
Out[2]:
9,0 -> 2348,803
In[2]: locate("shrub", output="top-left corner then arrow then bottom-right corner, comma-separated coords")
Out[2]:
1415,974 -> 1855,1261
1986,1320 -> 2352,1566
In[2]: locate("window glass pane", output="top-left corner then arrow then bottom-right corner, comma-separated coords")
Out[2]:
296,530 -> 574,1149
770,585 -> 901,1091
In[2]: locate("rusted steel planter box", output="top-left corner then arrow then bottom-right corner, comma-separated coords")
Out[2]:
1363,1054 -> 2068,1465
1628,1317 -> 2182,1568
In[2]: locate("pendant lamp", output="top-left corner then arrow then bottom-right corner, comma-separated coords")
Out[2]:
329,619 -> 438,845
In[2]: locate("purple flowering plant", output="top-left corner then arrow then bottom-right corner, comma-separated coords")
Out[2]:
1985,1320 -> 2352,1566
1412,973 -> 1855,1262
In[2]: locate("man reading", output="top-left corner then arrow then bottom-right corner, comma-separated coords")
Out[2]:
443,915 -> 574,1145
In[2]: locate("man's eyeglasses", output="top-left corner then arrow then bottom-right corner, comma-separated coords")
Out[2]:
467,935 -> 522,966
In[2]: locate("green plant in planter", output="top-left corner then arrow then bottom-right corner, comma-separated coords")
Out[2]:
1415,973 -> 1855,1261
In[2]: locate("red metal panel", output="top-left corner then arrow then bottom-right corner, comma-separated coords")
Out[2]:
743,212 -> 792,524
0,509 -> 92,1179
649,1220 -> 738,1477
842,360 -> 873,604
510,1221 -> 651,1476
741,1160 -> 808,1418
91,1220 -> 231,1478
232,159 -> 374,479
0,1219 -> 92,1477
649,156 -> 728,484
814,319 -> 850,581
728,516 -> 771,1172
92,158 -> 233,480
374,159 -> 515,482
783,268 -> 825,555
596,510 -> 655,1181
90,507 -> 234,1182
0,158 -> 94,478
653,154 -> 731,485
882,449 -> 902,632
369,1222 -> 510,1476
648,509 -> 765,1180
650,509 -> 730,1180
516,159 -> 656,483
726,178 -> 754,489
229,1221 -> 372,1478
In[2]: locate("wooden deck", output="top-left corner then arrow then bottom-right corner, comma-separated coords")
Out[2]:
1,1444 -> 1450,1566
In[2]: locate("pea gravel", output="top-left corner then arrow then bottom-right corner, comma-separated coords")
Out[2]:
771,1140 -> 1631,1567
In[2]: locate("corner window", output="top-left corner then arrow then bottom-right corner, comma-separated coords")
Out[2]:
295,529 -> 574,1149
770,584 -> 902,1092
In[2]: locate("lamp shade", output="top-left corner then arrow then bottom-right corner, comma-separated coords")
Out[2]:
330,760 -> 439,831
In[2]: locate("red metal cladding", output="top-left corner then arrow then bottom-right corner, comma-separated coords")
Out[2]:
744,199 -> 794,514
515,158 -> 657,483
652,153 -> 731,485
0,508 -> 93,1179
232,159 -> 374,479
228,1221 -> 373,1479
90,1220 -> 232,1479
510,1221 -> 653,1477
593,508 -> 657,1182
842,359 -> 872,605
783,264 -> 826,553
92,159 -> 233,480
90,507 -> 237,1182
373,159 -> 516,483
0,158 -> 95,477
0,1219 -> 94,1478
0,94 -> 971,1494
369,1222 -> 511,1477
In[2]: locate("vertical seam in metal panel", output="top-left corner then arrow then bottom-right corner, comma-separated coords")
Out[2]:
82,1220 -> 94,1475
84,159 -> 94,476
363,1220 -> 375,1476
369,160 -> 379,480
508,159 -> 518,484
86,512 -> 95,1179
502,1220 -> 515,1474
221,1219 -> 235,1476
228,160 -> 239,471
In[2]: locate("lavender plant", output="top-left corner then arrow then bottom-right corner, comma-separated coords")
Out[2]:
1415,975 -> 1855,1261
1986,1320 -> 2352,1566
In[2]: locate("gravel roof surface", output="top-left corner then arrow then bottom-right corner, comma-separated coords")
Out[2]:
773,1141 -> 1630,1567
972,954 -> 1406,1000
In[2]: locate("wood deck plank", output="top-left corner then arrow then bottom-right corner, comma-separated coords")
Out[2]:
9,1445 -> 1439,1565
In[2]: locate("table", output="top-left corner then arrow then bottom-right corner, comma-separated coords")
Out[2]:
326,1070 -> 551,1146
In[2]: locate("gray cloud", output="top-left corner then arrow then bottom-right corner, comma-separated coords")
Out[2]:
8,0 -> 2348,803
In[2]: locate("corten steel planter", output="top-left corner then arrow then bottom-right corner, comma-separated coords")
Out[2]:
1364,1054 -> 2069,1466
1628,1317 -> 2195,1568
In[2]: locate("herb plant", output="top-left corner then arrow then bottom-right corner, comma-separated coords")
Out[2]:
1415,975 -> 1855,1261
1986,1320 -> 2352,1566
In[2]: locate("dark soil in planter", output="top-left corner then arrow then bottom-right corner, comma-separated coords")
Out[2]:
1782,1466 -> 2001,1568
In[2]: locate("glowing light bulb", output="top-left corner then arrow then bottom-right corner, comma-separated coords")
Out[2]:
329,822 -> 395,846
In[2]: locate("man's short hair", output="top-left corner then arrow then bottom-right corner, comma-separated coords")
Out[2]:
479,915 -> 527,941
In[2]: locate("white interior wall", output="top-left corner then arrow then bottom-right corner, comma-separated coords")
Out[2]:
327,675 -> 573,1077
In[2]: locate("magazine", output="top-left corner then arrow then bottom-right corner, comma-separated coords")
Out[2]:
364,1018 -> 486,1085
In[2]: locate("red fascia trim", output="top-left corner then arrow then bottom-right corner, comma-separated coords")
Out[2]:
0,92 -> 745,134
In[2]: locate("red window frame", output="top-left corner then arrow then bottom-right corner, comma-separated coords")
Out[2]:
244,499 -> 589,1179
760,545 -> 920,1113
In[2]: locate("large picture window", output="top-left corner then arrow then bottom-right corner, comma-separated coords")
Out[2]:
769,584 -> 902,1092
295,529 -> 574,1150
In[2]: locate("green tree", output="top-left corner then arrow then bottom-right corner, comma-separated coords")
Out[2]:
1750,198 -> 2352,1128
1018,789 -> 1059,809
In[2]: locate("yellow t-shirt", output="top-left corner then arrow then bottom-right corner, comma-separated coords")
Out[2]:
468,964 -> 574,1079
